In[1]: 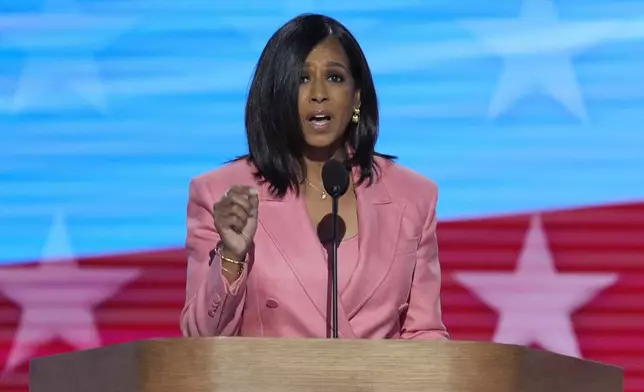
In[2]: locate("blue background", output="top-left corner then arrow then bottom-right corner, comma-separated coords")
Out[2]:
1,0 -> 644,263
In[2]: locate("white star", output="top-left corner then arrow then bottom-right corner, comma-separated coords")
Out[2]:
461,0 -> 593,121
0,209 -> 140,373
0,0 -> 133,113
453,214 -> 618,358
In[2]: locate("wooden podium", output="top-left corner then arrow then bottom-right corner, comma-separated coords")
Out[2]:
29,338 -> 623,392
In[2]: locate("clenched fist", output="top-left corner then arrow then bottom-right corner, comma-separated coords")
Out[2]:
213,185 -> 259,261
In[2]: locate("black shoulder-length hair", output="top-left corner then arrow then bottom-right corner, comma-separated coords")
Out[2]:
235,13 -> 395,198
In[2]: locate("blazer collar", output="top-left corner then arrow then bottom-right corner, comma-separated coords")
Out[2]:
256,159 -> 402,337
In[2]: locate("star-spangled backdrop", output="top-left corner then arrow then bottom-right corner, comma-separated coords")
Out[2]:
0,0 -> 643,391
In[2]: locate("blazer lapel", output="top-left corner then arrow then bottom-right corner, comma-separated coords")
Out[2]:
257,185 -> 356,338
344,167 -> 405,319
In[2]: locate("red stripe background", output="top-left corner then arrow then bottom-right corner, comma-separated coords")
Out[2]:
0,201 -> 642,391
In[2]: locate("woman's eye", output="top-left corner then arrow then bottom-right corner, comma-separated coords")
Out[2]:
299,74 -> 344,83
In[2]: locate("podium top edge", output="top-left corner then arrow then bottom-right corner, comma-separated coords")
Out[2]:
29,337 -> 624,373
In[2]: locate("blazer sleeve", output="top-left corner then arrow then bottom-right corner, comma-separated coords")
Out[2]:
179,177 -> 250,337
400,190 -> 450,340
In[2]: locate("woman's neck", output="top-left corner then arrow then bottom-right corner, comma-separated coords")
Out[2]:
302,146 -> 346,186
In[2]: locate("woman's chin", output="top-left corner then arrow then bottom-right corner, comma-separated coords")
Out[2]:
302,136 -> 346,159
303,133 -> 342,149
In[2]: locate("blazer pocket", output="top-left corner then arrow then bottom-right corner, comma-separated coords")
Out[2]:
395,236 -> 420,256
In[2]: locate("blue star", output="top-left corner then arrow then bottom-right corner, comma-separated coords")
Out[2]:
0,0 -> 134,114
461,0 -> 595,121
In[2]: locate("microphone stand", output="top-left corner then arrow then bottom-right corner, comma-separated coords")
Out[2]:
331,191 -> 340,339
322,159 -> 349,340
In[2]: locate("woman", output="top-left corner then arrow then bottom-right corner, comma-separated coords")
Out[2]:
180,13 -> 449,340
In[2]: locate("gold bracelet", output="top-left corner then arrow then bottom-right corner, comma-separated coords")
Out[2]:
221,254 -> 245,266
217,243 -> 246,266
221,265 -> 241,276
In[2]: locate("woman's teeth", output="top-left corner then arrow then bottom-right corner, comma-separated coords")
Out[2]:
309,115 -> 331,129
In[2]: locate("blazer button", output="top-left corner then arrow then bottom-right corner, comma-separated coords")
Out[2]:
266,299 -> 279,308
208,310 -> 216,317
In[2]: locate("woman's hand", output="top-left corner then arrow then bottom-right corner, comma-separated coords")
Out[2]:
213,185 -> 259,261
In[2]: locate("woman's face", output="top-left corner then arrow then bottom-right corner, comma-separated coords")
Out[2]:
298,37 -> 360,155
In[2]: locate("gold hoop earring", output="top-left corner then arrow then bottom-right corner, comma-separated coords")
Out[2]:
351,107 -> 360,123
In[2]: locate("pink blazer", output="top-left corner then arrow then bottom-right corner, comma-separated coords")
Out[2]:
180,157 -> 449,340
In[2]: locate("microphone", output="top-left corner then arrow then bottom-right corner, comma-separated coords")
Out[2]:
321,159 -> 350,339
